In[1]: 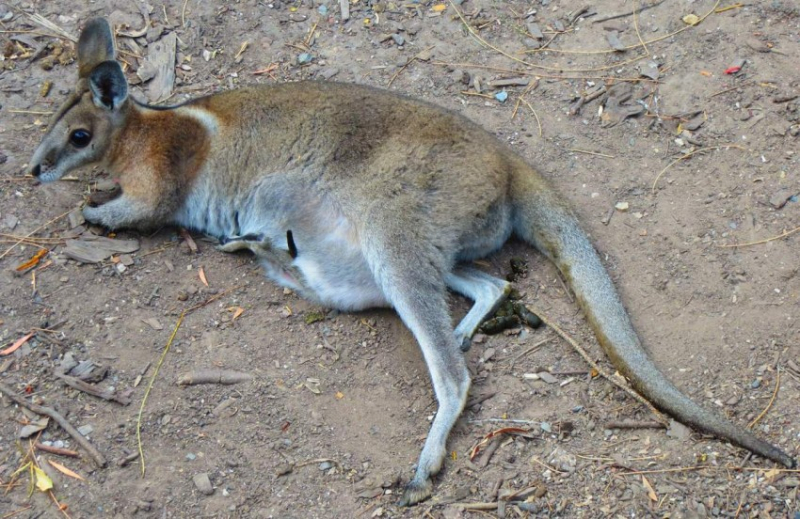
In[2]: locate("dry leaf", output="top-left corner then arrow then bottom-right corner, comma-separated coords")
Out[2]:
1,331 -> 34,356
764,467 -> 782,482
682,13 -> 700,25
33,465 -> 53,491
198,267 -> 209,287
335,391 -> 344,399
48,459 -> 85,481
642,475 -> 657,502
228,306 -> 245,320
15,249 -> 48,272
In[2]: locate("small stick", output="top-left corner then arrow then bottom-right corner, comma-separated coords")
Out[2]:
54,372 -> 131,405
748,368 -> 780,428
719,225 -> 800,248
651,145 -> 743,195
0,208 -> 71,261
632,0 -> 649,55
451,503 -> 498,511
468,418 -> 541,426
619,466 -> 704,476
8,109 -> 55,115
568,148 -> 616,158
592,0 -> 667,24
605,420 -> 667,430
181,0 -> 191,27
117,451 -> 140,467
510,336 -> 554,365
177,369 -> 253,386
0,381 -> 106,467
35,442 -> 80,458
522,99 -> 542,137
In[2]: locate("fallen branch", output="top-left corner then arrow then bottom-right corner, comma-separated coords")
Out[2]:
0,381 -> 106,467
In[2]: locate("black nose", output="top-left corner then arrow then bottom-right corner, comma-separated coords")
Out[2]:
31,164 -> 41,177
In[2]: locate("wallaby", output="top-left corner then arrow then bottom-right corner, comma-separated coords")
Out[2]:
28,18 -> 795,505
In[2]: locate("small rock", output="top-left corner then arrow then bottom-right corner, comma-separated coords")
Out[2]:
666,419 -> 692,441
495,90 -> 508,103
615,201 -> 630,212
77,424 -> 93,436
320,67 -> 339,80
606,30 -> 625,52
745,38 -> 770,53
751,379 -> 761,389
193,473 -> 214,495
319,461 -> 333,471
547,446 -> 576,472
185,453 -> 197,461
297,53 -> 313,65
482,347 -> 496,362
318,5 -> 328,15
538,371 -> 557,384
769,189 -> 795,209
391,34 -> 405,46
540,422 -> 552,433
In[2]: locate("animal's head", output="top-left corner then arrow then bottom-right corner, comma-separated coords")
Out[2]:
29,18 -> 129,182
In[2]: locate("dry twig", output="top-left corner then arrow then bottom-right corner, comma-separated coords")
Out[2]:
0,381 -> 106,467
749,368 -> 780,428
719,226 -> 800,248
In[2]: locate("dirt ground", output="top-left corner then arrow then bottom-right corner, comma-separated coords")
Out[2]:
1,0 -> 799,517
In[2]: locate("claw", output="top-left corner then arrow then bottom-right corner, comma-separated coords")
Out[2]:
398,478 -> 433,506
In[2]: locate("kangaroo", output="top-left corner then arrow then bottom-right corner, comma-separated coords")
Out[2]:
28,18 -> 795,505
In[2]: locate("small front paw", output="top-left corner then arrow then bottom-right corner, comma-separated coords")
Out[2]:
398,478 -> 433,506
82,205 -> 104,225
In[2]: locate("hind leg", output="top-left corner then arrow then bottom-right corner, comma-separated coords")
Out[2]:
362,227 -> 470,506
445,267 -> 511,351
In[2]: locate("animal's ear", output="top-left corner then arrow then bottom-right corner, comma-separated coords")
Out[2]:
78,18 -> 116,78
88,60 -> 128,109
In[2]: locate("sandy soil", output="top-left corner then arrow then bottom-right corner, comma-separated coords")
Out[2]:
1,0 -> 799,517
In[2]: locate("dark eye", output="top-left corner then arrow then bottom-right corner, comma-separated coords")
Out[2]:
69,129 -> 92,148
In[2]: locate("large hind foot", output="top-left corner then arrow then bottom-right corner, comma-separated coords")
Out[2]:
398,477 -> 433,506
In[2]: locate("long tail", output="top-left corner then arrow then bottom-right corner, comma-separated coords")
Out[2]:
510,162 -> 795,468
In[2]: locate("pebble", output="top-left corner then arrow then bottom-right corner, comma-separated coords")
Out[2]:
186,453 -> 197,461
391,34 -> 405,46
193,473 -> 214,495
751,379 -> 761,389
319,461 -> 333,471
615,201 -> 629,212
537,371 -> 557,384
77,424 -> 93,436
297,53 -> 313,65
